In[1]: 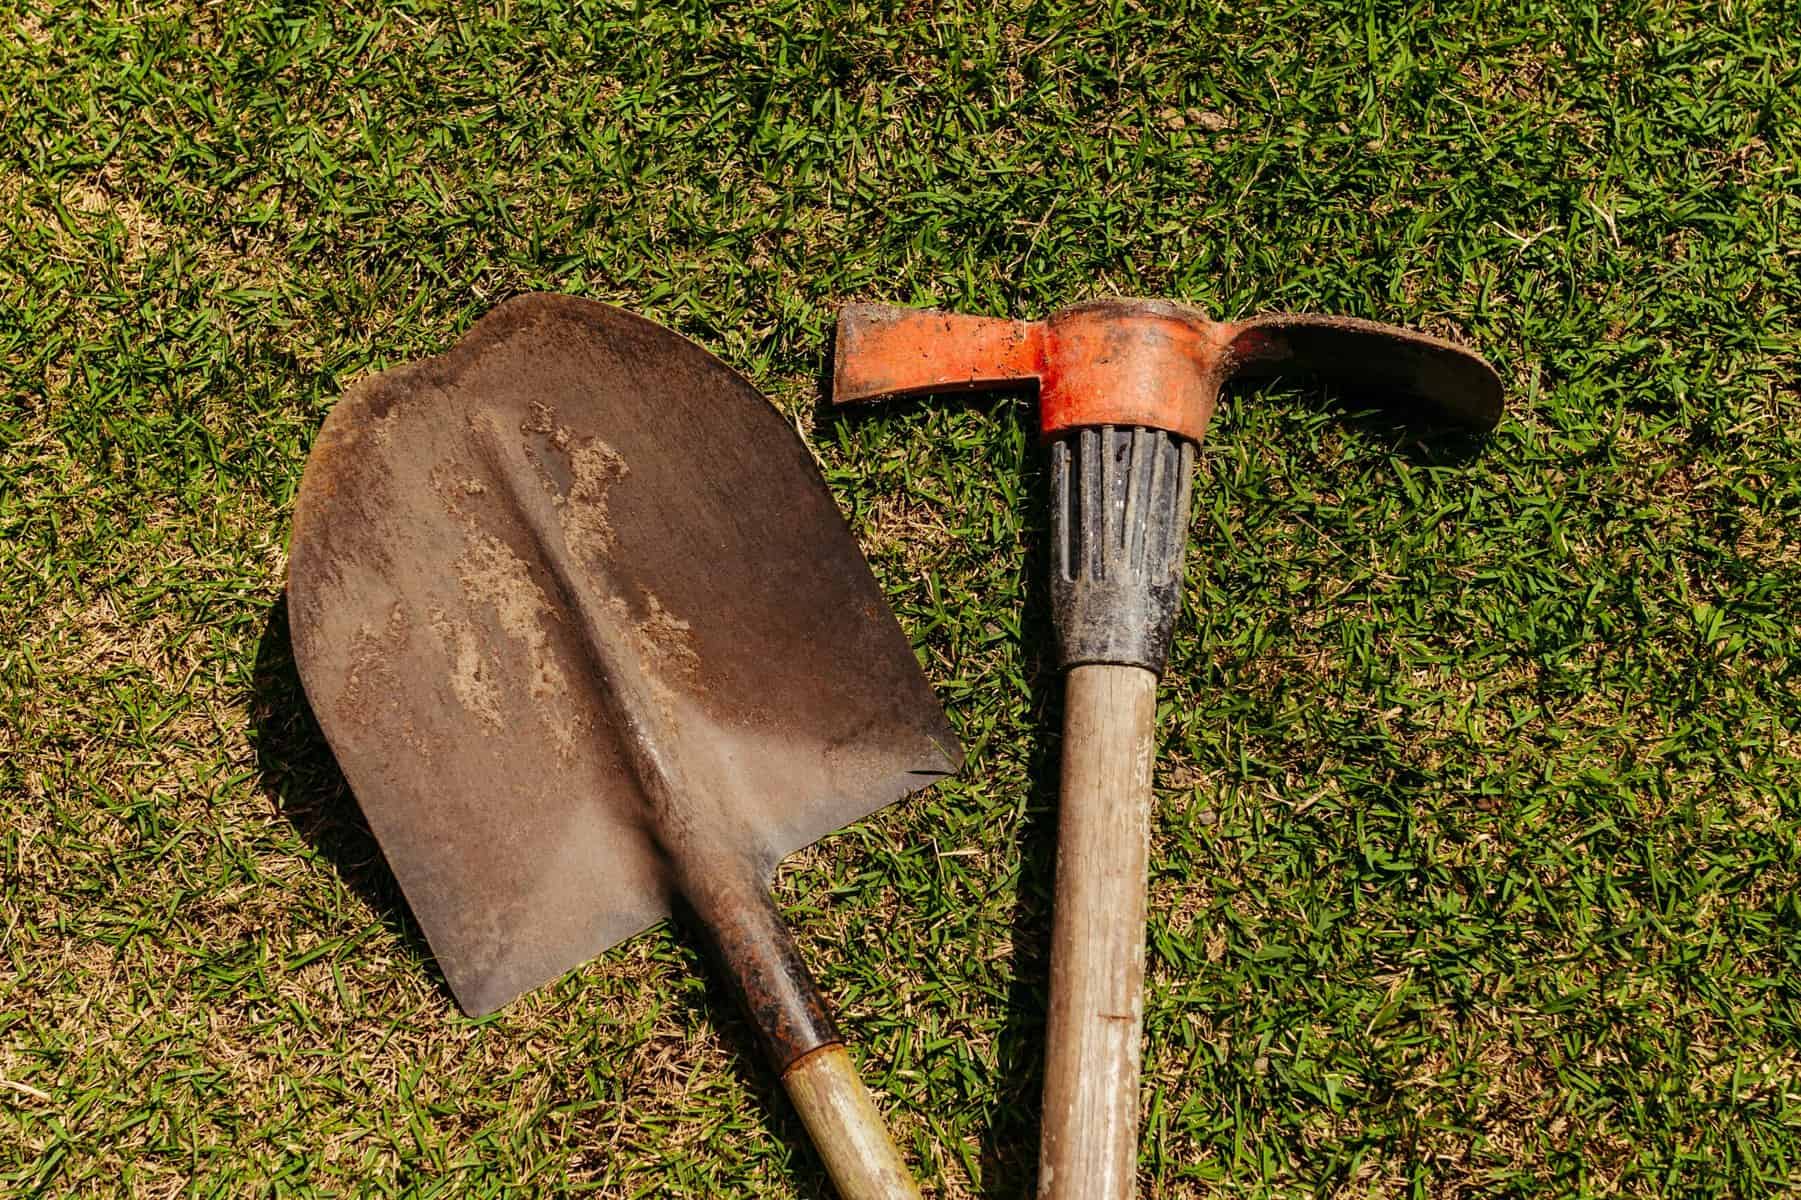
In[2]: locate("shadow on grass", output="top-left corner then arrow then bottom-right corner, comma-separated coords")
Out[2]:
249,594 -> 436,972
1304,395 -> 1497,468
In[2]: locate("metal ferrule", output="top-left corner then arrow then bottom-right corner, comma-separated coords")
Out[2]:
1049,426 -> 1195,674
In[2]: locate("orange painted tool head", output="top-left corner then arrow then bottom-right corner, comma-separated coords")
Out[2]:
832,298 -> 1503,442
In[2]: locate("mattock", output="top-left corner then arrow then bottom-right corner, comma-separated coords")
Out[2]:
831,297 -> 1503,1199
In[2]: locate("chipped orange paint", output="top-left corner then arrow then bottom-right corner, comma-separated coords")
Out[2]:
831,305 -> 1043,403
1038,300 -> 1233,444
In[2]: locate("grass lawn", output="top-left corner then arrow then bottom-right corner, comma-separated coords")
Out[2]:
3,2 -> 1798,1195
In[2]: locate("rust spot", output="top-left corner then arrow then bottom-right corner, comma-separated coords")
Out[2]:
455,531 -> 578,756
559,436 -> 628,557
520,399 -> 556,436
427,606 -> 503,729
428,460 -> 482,520
520,400 -> 630,558
337,601 -> 413,735
632,590 -> 700,682
369,405 -> 401,446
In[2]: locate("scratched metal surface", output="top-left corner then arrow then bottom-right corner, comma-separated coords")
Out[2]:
287,295 -> 961,1017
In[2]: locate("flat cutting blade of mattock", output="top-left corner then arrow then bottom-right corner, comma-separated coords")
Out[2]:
832,297 -> 1503,1199
288,294 -> 963,1199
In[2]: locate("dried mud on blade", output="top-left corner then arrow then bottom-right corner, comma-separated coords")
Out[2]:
287,294 -> 960,1198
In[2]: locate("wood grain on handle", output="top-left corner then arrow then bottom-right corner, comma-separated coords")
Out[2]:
782,1044 -> 924,1200
1039,664 -> 1161,1200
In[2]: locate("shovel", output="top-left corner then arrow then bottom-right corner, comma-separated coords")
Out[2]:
286,294 -> 961,1199
832,298 -> 1503,1199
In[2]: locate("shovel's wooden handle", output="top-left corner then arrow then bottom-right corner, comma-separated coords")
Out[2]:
1039,663 -> 1160,1200
687,878 -> 924,1199
782,1044 -> 923,1200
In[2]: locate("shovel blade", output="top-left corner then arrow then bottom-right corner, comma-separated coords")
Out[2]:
288,295 -> 959,1016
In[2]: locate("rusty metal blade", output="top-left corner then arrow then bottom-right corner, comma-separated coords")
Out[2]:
287,294 -> 961,1016
1225,313 -> 1504,430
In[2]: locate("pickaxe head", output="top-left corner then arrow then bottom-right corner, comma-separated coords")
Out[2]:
832,298 -> 1503,443
831,298 -> 1503,674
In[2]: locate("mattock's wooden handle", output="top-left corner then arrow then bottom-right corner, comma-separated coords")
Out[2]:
1038,663 -> 1161,1200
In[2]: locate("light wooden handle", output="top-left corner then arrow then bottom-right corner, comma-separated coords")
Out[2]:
781,1044 -> 924,1200
1038,663 -> 1160,1200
